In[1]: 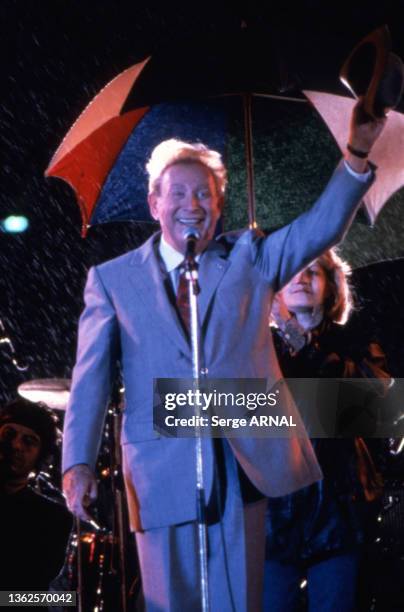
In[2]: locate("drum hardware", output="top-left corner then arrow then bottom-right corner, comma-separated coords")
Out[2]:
372,488 -> 404,558
0,317 -> 28,371
388,437 -> 404,455
64,522 -> 119,612
106,399 -> 130,612
68,397 -> 134,612
18,378 -> 71,411
76,518 -> 84,612
74,518 -> 119,612
34,471 -> 67,504
16,378 -> 137,610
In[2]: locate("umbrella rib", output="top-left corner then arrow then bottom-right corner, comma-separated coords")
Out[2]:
243,93 -> 256,229
252,93 -> 308,103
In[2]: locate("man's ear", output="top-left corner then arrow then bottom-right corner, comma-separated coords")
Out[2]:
148,193 -> 159,221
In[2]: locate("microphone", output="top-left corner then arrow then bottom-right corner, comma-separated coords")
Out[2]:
184,227 -> 201,260
183,228 -> 201,294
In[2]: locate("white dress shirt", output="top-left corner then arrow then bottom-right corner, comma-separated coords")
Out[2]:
159,235 -> 201,292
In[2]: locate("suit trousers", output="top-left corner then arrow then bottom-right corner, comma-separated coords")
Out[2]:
135,440 -> 267,612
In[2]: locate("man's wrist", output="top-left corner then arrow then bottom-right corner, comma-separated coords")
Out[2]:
344,152 -> 369,174
346,142 -> 369,159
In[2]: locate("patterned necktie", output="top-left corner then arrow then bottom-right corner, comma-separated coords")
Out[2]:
176,265 -> 190,333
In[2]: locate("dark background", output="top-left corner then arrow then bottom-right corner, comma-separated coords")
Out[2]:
1,1 -> 404,402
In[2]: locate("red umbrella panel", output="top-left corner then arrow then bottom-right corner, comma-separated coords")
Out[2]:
47,94 -> 235,236
45,57 -> 258,236
45,54 -> 404,257
45,26 -> 305,237
45,58 -> 151,235
45,50 -> 286,237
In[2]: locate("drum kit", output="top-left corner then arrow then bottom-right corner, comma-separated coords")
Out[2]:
13,376 -> 404,611
16,378 -> 140,612
18,378 -> 71,411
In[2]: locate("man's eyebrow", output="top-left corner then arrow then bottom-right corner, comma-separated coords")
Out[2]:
169,183 -> 211,188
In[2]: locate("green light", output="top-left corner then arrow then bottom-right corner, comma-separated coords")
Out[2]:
2,215 -> 29,233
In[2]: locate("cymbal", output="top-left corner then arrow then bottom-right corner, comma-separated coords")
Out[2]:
18,378 -> 71,411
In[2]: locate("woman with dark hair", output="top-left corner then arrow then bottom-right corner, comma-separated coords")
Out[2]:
263,248 -> 390,612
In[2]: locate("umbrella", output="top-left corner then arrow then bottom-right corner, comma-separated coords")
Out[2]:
44,51 -> 350,238
304,25 -> 404,224
45,29 -> 309,236
304,90 -> 404,224
45,28 -> 404,266
45,58 -> 151,235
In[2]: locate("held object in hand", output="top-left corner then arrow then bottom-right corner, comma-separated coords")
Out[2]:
340,25 -> 404,119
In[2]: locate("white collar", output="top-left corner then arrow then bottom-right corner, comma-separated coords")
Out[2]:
159,235 -> 186,273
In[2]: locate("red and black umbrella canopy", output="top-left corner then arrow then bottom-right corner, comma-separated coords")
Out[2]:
45,28 -> 305,235
45,27 -> 404,269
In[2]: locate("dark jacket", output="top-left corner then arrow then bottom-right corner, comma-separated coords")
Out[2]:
1,486 -> 72,590
266,321 -> 390,563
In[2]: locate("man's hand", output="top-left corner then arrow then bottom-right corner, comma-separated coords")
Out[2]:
63,463 -> 97,521
346,98 -> 387,172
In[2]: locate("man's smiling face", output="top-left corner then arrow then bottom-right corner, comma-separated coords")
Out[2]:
148,161 -> 223,254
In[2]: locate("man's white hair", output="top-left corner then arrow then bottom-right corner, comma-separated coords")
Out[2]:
146,138 -> 227,196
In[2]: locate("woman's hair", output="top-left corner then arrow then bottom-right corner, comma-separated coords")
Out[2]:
316,248 -> 353,324
146,138 -> 227,196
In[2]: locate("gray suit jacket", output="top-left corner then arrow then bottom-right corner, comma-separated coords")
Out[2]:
62,161 -> 374,531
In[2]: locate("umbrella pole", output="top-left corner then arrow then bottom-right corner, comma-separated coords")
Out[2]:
243,93 -> 257,229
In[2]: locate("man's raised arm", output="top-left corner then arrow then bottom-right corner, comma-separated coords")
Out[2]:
252,99 -> 387,291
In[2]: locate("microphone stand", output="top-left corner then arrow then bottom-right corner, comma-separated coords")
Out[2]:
184,235 -> 210,612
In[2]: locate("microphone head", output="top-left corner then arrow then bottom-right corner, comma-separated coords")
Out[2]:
183,227 -> 201,241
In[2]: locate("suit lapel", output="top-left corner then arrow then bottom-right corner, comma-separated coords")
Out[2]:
129,234 -> 190,355
198,241 -> 230,326
128,235 -> 230,351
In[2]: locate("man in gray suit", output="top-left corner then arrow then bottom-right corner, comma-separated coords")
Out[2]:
63,102 -> 385,610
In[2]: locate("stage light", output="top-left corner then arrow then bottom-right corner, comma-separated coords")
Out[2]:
1,215 -> 29,233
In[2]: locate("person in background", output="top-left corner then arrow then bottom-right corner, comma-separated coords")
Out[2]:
0,397 -> 72,591
264,248 -> 391,612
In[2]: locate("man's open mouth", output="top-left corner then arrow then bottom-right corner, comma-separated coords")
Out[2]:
178,218 -> 204,227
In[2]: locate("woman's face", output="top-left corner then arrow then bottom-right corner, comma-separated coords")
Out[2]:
280,262 -> 329,314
